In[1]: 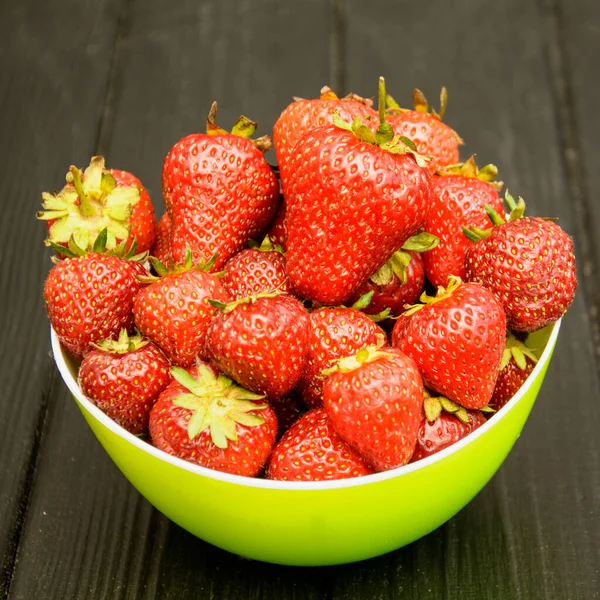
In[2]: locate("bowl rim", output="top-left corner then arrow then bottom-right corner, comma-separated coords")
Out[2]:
51,319 -> 560,491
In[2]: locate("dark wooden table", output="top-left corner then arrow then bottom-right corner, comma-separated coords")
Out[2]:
2,0 -> 599,598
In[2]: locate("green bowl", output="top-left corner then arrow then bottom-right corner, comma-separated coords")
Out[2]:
51,321 -> 560,566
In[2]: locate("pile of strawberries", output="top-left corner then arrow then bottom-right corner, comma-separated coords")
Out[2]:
39,77 -> 577,481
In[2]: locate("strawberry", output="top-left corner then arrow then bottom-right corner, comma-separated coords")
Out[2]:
392,277 -> 506,409
285,78 -> 432,305
386,88 -> 463,173
149,362 -> 277,476
151,213 -> 172,266
423,157 -> 505,288
266,408 -> 373,481
162,103 -> 279,270
490,332 -> 539,411
273,86 -> 378,194
298,305 -> 385,409
206,292 -> 310,399
347,231 -> 439,317
464,193 -> 577,331
37,156 -> 156,254
44,244 -> 147,358
266,199 -> 288,252
78,329 -> 171,435
133,252 -> 229,367
220,237 -> 289,301
411,392 -> 487,462
323,345 -> 424,471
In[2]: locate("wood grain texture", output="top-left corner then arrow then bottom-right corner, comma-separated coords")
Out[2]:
0,0 -> 121,595
6,1 -> 332,598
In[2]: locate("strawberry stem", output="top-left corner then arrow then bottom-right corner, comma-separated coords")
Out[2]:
378,76 -> 387,126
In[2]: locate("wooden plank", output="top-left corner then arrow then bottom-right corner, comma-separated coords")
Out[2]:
0,0 -> 121,595
7,1 -> 333,598
337,0 -> 600,598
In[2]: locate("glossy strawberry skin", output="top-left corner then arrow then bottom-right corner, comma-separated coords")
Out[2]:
424,176 -> 504,288
387,111 -> 459,174
111,169 -> 157,253
274,97 -> 377,194
266,200 -> 288,251
411,410 -> 486,462
220,248 -> 289,301
491,355 -> 536,411
348,251 -> 425,316
44,254 -> 145,358
392,283 -> 506,409
285,126 -> 432,305
162,133 -> 279,270
465,217 -> 577,332
267,408 -> 373,481
133,270 -> 229,367
78,341 -> 171,435
151,213 -> 172,265
323,348 -> 424,472
298,307 -> 385,409
149,374 -> 277,477
207,295 -> 309,399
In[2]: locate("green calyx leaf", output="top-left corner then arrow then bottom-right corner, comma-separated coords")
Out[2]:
402,275 -> 463,317
37,156 -> 140,255
424,395 -> 471,424
462,225 -> 492,243
504,190 -> 526,221
351,291 -> 374,310
92,328 -> 148,354
170,364 -> 267,448
436,156 -> 502,190
321,341 -> 389,378
370,250 -> 412,286
500,332 -> 540,371
206,101 -> 272,153
209,290 -> 282,314
401,232 -> 440,253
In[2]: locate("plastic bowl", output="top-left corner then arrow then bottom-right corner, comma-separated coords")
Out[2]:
51,320 -> 560,566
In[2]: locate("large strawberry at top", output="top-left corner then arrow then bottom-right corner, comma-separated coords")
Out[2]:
392,277 -> 506,409
37,156 -> 156,254
424,157 -> 505,288
285,78 -> 433,305
273,86 -> 378,194
162,103 -> 279,270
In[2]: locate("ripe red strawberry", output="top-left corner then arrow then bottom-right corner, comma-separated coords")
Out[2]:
386,88 -> 463,174
464,194 -> 577,332
45,251 -> 146,358
149,362 -> 277,476
266,200 -> 288,251
151,213 -> 172,265
392,278 -> 506,409
78,329 -> 171,435
220,238 -> 289,301
273,86 -> 378,194
37,156 -> 156,254
323,345 -> 424,471
162,104 -> 279,270
423,157 -> 505,288
490,332 -> 539,411
298,306 -> 385,409
285,78 -> 432,305
267,408 -> 373,481
410,392 -> 487,462
133,254 -> 229,367
206,293 -> 310,399
347,249 -> 425,317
